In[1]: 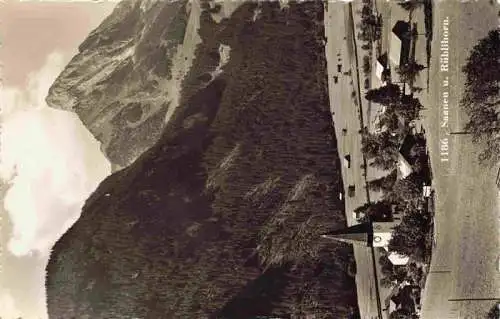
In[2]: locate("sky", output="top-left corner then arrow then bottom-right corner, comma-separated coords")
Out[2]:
0,1 -> 117,318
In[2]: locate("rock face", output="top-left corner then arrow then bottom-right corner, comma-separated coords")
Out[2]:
45,2 -> 360,319
45,0 -> 196,168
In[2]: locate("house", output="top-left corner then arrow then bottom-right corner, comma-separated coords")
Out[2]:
422,185 -> 432,198
397,153 -> 413,180
375,53 -> 388,85
397,133 -> 419,174
396,133 -> 418,179
384,284 -> 418,316
384,285 -> 403,313
384,247 -> 410,265
390,21 -> 411,68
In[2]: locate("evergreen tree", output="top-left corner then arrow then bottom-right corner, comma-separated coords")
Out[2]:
487,302 -> 500,319
365,84 -> 401,106
354,200 -> 393,222
388,208 -> 431,262
395,61 -> 425,91
367,169 -> 398,193
460,29 -> 500,164
361,131 -> 399,170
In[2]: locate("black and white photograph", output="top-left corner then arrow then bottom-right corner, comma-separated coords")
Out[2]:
0,0 -> 498,318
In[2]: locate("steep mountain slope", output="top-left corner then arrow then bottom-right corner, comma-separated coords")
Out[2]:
45,0 -> 199,169
45,2 -> 359,318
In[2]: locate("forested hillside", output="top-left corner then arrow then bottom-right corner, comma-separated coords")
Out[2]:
45,2 -> 359,318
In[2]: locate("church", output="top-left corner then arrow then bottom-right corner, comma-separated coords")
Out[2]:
321,221 -> 409,265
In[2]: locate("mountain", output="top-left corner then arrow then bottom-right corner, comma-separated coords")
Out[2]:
45,1 -> 360,318
45,0 -> 197,169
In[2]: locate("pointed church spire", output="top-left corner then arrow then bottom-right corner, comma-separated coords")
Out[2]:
321,222 -> 374,247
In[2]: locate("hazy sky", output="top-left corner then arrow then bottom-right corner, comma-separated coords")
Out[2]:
0,1 -> 117,318
0,0 -> 118,86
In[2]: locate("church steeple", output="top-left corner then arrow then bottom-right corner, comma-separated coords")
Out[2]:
322,221 -> 400,248
321,222 -> 374,247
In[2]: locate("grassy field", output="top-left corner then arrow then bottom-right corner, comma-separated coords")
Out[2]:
418,1 -> 500,318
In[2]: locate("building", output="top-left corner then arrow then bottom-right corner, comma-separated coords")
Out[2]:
321,221 -> 409,265
384,284 -> 419,316
397,133 -> 418,179
384,247 -> 410,265
321,221 -> 374,247
375,53 -> 388,85
390,21 -> 411,68
397,153 -> 413,180
321,220 -> 396,248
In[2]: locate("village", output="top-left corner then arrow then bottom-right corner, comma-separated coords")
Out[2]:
324,1 -> 437,318
325,0 -> 500,317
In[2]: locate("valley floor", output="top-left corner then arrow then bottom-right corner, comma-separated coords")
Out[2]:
326,1 -> 500,318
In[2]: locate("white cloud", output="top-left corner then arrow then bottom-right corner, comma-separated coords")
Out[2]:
0,52 -> 111,257
0,292 -> 22,319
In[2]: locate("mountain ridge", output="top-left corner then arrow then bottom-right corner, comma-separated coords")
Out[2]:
45,0 -> 196,169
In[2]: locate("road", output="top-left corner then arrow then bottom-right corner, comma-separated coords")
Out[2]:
419,1 -> 500,318
325,3 -> 383,318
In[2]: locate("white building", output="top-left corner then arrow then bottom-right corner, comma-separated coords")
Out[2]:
375,53 -> 388,85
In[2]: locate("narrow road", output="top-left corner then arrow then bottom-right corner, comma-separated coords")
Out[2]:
324,3 -> 382,318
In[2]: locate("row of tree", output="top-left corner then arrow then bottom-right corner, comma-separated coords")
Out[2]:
460,29 -> 500,164
357,45 -> 433,292
357,0 -> 382,44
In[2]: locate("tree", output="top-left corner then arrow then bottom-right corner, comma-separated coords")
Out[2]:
362,138 -> 398,170
380,276 -> 395,288
361,130 -> 399,158
366,86 -> 422,125
389,308 -> 413,319
363,55 -> 371,74
384,172 -> 423,208
355,200 -> 393,222
388,208 -> 431,262
395,61 -> 425,91
393,95 -> 423,123
405,262 -> 424,286
361,131 -> 400,170
358,5 -> 382,42
370,155 -> 399,171
460,29 -> 500,164
378,254 -> 394,276
365,84 -> 401,106
367,169 -> 398,193
397,0 -> 424,12
487,302 -> 499,319
376,110 -> 406,137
